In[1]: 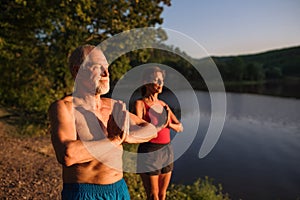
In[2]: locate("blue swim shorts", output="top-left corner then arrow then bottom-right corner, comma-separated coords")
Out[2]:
61,178 -> 130,200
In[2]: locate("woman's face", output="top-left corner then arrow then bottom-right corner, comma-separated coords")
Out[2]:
146,71 -> 164,94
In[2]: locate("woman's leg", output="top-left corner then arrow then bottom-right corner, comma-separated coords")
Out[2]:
158,171 -> 172,200
140,173 -> 160,200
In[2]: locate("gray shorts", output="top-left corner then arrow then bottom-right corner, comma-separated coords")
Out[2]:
137,142 -> 174,175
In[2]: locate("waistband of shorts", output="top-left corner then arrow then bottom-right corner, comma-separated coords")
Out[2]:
142,142 -> 170,148
143,142 -> 170,146
63,178 -> 126,193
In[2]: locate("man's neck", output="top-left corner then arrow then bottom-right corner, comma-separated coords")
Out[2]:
73,92 -> 102,110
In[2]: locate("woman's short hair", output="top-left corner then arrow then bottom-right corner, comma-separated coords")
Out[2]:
142,66 -> 165,82
140,66 -> 166,96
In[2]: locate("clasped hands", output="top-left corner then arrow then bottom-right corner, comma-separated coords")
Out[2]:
107,101 -> 129,143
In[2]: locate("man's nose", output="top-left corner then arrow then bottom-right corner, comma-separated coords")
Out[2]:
101,67 -> 109,77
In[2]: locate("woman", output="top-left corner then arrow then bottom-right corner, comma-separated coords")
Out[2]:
134,66 -> 183,200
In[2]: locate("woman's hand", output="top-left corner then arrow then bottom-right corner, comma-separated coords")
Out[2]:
164,104 -> 184,133
147,104 -> 169,132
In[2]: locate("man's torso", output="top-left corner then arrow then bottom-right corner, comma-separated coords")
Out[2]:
61,95 -> 123,184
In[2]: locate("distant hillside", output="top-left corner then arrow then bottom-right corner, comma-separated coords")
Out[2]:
210,46 -> 300,80
130,45 -> 300,97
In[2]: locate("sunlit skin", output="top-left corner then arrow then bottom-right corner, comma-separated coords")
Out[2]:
49,47 -> 157,186
135,70 -> 183,200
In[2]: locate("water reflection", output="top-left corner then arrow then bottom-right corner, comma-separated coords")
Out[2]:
167,91 -> 300,200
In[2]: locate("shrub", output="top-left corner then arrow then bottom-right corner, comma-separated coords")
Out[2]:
124,173 -> 230,200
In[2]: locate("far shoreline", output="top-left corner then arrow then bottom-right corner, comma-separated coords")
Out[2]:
191,79 -> 300,99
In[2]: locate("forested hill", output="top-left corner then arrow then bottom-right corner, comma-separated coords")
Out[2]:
146,45 -> 300,84
208,46 -> 300,81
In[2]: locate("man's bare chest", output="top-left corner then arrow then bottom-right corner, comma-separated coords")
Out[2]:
73,107 -> 111,140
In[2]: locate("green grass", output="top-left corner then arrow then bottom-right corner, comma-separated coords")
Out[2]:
124,172 -> 230,200
123,144 -> 230,200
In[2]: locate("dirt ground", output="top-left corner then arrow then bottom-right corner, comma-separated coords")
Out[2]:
0,116 -> 62,199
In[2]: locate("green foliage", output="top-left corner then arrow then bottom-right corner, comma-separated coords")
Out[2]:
265,67 -> 282,79
124,172 -> 147,200
0,0 -> 170,135
227,57 -> 245,81
129,45 -> 300,92
167,177 -> 230,200
124,173 -> 230,200
110,56 -> 132,84
123,144 -> 230,200
212,46 -> 300,83
244,63 -> 265,81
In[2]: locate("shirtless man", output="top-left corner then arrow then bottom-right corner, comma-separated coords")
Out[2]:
48,45 -> 157,199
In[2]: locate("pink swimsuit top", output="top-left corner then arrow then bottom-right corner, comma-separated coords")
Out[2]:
143,101 -> 170,144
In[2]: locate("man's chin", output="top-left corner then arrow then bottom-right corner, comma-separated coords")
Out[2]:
95,86 -> 110,95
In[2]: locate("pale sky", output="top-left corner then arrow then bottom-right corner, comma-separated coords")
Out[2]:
161,0 -> 300,58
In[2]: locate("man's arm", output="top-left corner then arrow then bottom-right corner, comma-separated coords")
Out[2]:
123,100 -> 157,143
124,112 -> 157,143
48,100 -> 94,166
48,100 -> 122,167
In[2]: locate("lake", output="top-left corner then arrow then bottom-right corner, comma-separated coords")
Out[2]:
162,91 -> 300,200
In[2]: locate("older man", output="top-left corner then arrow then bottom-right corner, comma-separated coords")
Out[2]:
48,45 -> 157,199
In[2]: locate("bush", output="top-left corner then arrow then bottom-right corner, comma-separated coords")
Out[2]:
123,144 -> 230,200
124,173 -> 230,200
167,177 -> 230,200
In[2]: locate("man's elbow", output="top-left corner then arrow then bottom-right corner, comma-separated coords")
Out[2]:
125,123 -> 157,143
52,144 -> 73,167
55,155 -> 65,166
138,122 -> 157,138
151,132 -> 158,140
58,142 -> 77,167
63,156 -> 76,167
55,151 -> 75,167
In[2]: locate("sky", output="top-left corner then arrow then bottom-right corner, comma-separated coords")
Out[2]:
160,0 -> 300,58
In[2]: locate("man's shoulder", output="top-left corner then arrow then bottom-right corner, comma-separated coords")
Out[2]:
49,95 -> 73,113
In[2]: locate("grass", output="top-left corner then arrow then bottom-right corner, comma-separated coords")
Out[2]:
124,172 -> 230,200
123,144 -> 231,200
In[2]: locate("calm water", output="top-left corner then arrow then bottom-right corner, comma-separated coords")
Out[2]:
164,91 -> 300,200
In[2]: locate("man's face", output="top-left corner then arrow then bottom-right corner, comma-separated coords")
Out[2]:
80,49 -> 110,95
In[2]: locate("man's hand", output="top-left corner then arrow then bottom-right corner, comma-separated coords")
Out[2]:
107,101 -> 129,143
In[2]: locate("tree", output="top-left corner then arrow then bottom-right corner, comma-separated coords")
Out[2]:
0,0 -> 171,116
227,57 -> 245,81
265,67 -> 282,79
244,63 -> 265,81
0,0 -> 170,110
